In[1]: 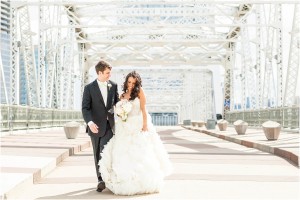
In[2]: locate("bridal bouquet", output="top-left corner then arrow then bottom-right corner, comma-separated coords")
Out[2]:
115,99 -> 132,122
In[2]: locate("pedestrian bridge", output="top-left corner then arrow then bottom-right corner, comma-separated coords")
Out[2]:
0,1 -> 299,199
1,1 -> 299,132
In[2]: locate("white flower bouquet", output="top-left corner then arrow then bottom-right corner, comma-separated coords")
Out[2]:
115,99 -> 132,122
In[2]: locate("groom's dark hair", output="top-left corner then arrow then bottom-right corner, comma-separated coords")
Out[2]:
95,60 -> 112,74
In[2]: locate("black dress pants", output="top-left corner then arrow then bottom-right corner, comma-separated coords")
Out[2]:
90,121 -> 113,182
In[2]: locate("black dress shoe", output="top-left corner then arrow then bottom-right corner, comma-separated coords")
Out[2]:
97,181 -> 106,192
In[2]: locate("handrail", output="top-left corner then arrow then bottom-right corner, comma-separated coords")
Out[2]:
1,104 -> 298,132
0,104 -> 84,132
225,106 -> 299,131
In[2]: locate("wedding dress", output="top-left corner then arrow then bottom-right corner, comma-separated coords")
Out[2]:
99,98 -> 172,195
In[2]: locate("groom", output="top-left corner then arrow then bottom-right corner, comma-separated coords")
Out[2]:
82,60 -> 119,192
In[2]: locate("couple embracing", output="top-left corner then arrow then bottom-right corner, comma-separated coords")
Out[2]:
82,60 -> 172,196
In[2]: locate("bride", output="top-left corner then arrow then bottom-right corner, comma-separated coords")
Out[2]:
98,71 -> 172,195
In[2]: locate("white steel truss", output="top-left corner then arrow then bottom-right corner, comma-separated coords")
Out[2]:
37,5 -> 78,109
223,42 -> 235,114
228,4 -> 290,111
111,68 -> 214,122
12,2 -> 248,68
40,5 -> 60,108
9,6 -> 19,105
2,1 -> 299,126
261,5 -> 282,108
38,4 -> 46,107
9,1 -> 300,6
18,6 -> 39,107
255,5 -> 262,110
222,4 -> 251,113
284,4 -> 300,106
62,14 -> 75,109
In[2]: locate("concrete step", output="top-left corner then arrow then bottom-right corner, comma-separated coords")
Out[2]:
0,127 -> 91,200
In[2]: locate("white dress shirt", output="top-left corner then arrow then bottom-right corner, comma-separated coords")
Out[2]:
97,79 -> 108,106
88,80 -> 108,127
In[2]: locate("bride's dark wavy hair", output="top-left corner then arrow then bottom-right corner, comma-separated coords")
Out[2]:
122,71 -> 142,100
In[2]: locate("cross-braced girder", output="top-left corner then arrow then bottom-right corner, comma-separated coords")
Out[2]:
2,1 -> 299,128
224,4 -> 295,113
284,4 -> 300,106
32,2 -> 246,67
111,68 -> 214,122
18,6 -> 39,107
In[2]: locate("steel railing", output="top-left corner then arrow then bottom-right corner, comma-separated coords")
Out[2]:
1,104 -> 299,132
0,104 -> 84,132
225,106 -> 299,131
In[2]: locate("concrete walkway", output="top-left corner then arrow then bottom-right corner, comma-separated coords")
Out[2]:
183,124 -> 299,166
0,127 -> 91,199
1,126 -> 299,199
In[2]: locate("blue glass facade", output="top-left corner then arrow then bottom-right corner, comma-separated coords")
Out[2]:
1,1 -> 11,104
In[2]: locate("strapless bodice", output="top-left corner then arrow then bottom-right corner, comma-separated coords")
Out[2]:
128,98 -> 141,117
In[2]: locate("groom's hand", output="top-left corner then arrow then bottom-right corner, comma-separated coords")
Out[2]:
88,122 -> 99,133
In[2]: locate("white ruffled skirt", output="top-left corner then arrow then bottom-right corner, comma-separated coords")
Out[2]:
98,114 -> 172,195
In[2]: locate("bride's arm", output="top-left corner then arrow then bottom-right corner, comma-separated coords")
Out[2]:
139,87 -> 148,132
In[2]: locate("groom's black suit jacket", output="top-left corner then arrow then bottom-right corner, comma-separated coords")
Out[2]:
82,79 -> 119,137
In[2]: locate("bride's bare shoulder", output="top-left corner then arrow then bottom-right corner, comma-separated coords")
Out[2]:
138,87 -> 146,96
138,87 -> 145,95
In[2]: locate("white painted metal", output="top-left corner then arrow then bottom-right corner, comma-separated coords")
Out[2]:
223,42 -> 234,114
284,4 -> 300,106
255,5 -> 262,110
9,6 -> 19,105
276,5 -> 283,108
261,5 -> 281,108
38,4 -> 46,107
63,28 -> 75,109
227,4 -> 286,111
241,25 -> 256,109
9,0 -> 300,7
42,6 -> 59,108
18,6 -> 39,106
110,68 -> 214,123
64,3 -> 237,67
2,1 -> 299,128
